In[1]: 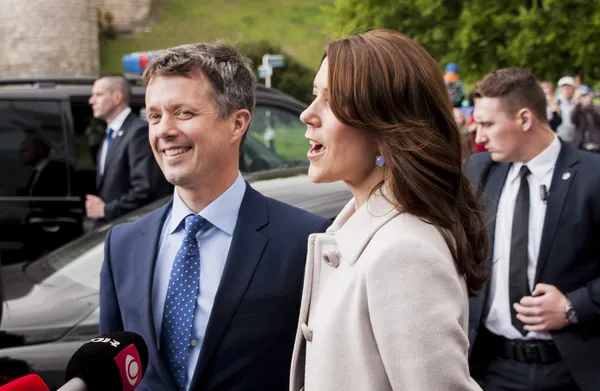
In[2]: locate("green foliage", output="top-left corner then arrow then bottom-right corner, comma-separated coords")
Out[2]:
236,40 -> 316,103
100,0 -> 331,76
326,0 -> 600,87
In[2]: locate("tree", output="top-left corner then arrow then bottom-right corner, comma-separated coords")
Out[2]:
326,0 -> 600,86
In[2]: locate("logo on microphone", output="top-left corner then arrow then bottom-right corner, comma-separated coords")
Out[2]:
90,337 -> 121,348
114,343 -> 142,391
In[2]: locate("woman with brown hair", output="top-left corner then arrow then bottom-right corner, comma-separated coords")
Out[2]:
289,29 -> 487,391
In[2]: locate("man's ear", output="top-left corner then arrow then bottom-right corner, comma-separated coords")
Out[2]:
114,91 -> 125,106
518,108 -> 533,132
230,109 -> 252,144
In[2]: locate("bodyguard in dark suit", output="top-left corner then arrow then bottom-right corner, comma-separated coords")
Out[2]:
467,68 -> 600,391
99,43 -> 330,391
86,75 -> 170,225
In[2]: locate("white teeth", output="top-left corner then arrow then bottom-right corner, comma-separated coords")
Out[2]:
164,147 -> 188,156
309,140 -> 317,146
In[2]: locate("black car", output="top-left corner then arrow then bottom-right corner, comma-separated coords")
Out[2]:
0,77 -> 310,265
0,174 -> 351,389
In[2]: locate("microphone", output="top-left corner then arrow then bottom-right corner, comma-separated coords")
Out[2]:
59,331 -> 148,391
540,184 -> 549,202
0,374 -> 49,391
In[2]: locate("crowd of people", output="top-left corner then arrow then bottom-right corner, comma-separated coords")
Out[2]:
447,68 -> 600,160
0,27 -> 592,391
92,30 -> 600,391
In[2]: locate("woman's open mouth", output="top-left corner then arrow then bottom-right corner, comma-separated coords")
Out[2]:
307,140 -> 326,159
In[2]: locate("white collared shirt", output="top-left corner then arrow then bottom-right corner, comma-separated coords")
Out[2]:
485,136 -> 561,340
98,107 -> 132,175
152,172 -> 246,390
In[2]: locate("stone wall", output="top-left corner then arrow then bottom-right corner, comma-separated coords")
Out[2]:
0,0 -> 151,78
99,0 -> 152,32
0,0 -> 100,78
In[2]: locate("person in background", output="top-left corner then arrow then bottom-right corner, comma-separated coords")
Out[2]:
468,67 -> 600,391
572,84 -> 600,153
290,29 -> 487,391
467,86 -> 487,153
454,107 -> 474,157
571,73 -> 583,101
555,76 -> 577,147
100,43 -> 330,391
445,62 -> 466,108
86,74 -> 171,226
540,81 -> 562,132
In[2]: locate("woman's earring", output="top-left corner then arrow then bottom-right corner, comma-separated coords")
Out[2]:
376,155 -> 385,167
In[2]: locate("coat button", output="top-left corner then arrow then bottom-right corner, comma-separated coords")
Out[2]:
301,322 -> 313,342
322,250 -> 339,268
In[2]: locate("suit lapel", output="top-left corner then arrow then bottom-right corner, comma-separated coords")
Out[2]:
190,185 -> 269,389
535,145 -> 579,282
483,162 -> 511,258
475,162 -> 510,320
97,113 -> 134,188
136,202 -> 179,390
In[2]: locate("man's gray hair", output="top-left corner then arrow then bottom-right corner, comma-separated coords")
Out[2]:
143,43 -> 256,118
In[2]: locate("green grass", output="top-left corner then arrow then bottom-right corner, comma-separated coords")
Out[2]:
100,0 -> 333,73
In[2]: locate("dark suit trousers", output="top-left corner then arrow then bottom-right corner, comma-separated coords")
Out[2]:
482,357 -> 580,391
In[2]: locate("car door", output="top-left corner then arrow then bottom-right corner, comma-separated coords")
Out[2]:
0,99 -> 82,265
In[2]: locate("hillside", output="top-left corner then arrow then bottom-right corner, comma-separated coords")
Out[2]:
100,0 -> 333,74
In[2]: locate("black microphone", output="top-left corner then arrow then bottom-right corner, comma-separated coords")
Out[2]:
540,185 -> 549,202
59,331 -> 148,391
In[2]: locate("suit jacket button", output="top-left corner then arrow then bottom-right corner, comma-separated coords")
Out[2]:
322,250 -> 339,268
301,322 -> 313,342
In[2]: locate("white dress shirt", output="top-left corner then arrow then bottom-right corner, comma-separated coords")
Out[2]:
485,136 -> 561,340
98,107 -> 132,175
152,172 -> 246,391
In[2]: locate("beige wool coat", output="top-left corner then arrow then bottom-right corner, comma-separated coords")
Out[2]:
289,190 -> 481,391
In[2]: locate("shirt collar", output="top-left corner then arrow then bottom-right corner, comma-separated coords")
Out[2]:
168,172 -> 246,236
106,107 -> 132,134
508,136 -> 561,183
35,158 -> 49,172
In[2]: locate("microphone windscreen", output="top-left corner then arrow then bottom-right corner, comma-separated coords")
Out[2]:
64,331 -> 148,391
0,374 -> 49,391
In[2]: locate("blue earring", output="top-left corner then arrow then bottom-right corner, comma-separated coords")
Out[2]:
376,155 -> 385,167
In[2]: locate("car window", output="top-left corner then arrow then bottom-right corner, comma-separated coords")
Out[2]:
0,100 -> 69,197
244,106 -> 308,172
69,98 -> 146,196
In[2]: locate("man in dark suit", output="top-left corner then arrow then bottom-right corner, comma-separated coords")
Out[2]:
467,67 -> 600,391
99,43 -> 330,391
86,74 -> 170,225
17,137 -> 72,198
16,137 -> 81,259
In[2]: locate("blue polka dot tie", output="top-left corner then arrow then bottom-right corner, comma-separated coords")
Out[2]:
160,214 -> 206,390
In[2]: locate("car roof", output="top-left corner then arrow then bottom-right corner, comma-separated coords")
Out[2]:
0,77 -> 306,110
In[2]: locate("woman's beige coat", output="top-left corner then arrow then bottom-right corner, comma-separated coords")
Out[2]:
289,191 -> 481,391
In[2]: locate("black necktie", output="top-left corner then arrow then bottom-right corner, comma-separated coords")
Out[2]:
510,165 -> 531,335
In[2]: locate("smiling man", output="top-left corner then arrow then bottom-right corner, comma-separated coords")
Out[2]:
98,43 -> 330,391
467,67 -> 600,391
